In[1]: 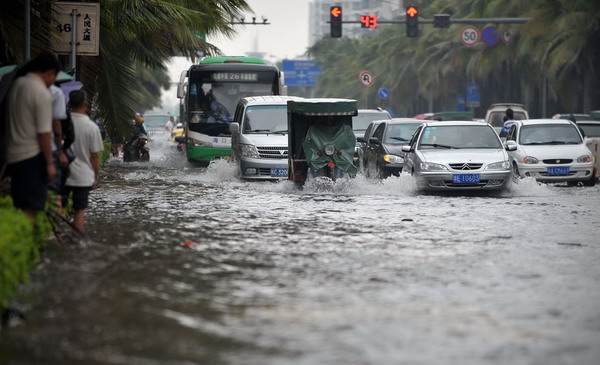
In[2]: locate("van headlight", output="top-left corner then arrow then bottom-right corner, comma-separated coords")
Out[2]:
420,162 -> 447,171
577,155 -> 592,163
486,161 -> 510,170
522,156 -> 539,164
240,144 -> 259,158
383,154 -> 404,164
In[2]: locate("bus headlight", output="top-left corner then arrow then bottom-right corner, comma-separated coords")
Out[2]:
187,137 -> 212,147
240,144 -> 259,158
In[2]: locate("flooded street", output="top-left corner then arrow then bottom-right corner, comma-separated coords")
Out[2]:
2,140 -> 600,365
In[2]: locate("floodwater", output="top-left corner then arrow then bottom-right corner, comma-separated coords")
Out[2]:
2,136 -> 600,365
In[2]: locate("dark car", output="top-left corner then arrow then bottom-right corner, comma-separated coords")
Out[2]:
356,119 -> 386,171
363,118 -> 422,178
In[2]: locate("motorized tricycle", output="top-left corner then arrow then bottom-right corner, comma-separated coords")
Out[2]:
287,98 -> 358,187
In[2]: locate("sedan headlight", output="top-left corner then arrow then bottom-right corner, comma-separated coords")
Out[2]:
383,154 -> 404,164
240,144 -> 259,158
486,161 -> 510,170
577,155 -> 592,163
522,156 -> 539,164
420,162 -> 447,171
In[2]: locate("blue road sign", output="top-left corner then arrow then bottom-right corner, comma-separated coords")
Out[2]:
378,88 -> 390,100
281,60 -> 322,87
482,26 -> 499,46
456,95 -> 466,111
466,83 -> 480,107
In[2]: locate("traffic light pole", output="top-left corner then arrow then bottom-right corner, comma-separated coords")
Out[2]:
329,18 -> 529,25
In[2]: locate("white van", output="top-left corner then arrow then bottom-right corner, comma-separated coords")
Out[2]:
485,103 -> 529,135
229,96 -> 304,180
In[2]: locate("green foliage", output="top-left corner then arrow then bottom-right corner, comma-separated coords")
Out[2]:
101,141 -> 112,167
0,197 -> 53,310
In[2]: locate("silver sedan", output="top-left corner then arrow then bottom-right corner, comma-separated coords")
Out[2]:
402,121 -> 516,190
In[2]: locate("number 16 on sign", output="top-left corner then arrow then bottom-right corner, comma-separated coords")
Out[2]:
460,26 -> 480,47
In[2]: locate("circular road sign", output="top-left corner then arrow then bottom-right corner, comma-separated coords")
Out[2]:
460,26 -> 480,47
378,88 -> 390,100
482,26 -> 499,46
359,71 -> 374,87
501,29 -> 513,44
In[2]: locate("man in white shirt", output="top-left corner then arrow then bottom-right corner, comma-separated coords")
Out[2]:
164,115 -> 175,132
61,89 -> 104,233
6,51 -> 60,222
49,83 -> 69,195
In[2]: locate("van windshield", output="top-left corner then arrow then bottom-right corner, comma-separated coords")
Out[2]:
489,111 -> 527,127
243,105 -> 288,133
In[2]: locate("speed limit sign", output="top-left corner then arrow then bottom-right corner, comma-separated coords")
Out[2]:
460,26 -> 480,47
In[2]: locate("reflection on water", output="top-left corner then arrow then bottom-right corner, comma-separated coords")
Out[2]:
2,140 -> 600,365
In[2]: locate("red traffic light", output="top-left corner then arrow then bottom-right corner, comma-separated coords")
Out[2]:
331,6 -> 342,18
406,6 -> 418,18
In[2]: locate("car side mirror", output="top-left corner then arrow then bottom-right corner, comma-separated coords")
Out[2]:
229,122 -> 240,134
356,136 -> 365,143
369,137 -> 379,144
505,140 -> 517,151
401,145 -> 412,153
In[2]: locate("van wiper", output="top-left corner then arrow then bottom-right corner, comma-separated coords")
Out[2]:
246,129 -> 272,133
420,143 -> 457,149
390,137 -> 408,141
271,130 -> 288,134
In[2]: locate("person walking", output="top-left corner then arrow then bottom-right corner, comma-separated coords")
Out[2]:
5,51 -> 60,223
164,115 -> 175,132
61,89 -> 104,233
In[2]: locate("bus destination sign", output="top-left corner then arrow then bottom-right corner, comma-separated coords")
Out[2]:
212,72 -> 258,82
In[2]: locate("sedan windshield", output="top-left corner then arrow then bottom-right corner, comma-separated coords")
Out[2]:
578,123 -> 600,138
384,123 -> 421,144
519,124 -> 582,145
418,125 -> 502,149
243,105 -> 288,133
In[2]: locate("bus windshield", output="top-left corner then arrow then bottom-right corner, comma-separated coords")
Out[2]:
187,70 -> 278,129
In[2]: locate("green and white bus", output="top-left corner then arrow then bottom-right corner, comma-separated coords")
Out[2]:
177,56 -> 286,165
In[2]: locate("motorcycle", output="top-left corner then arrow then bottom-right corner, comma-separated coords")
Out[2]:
174,136 -> 186,153
123,134 -> 150,162
287,98 -> 358,187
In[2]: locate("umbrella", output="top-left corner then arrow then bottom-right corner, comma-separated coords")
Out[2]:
0,64 -> 73,82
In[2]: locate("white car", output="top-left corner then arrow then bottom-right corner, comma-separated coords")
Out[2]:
505,119 -> 595,186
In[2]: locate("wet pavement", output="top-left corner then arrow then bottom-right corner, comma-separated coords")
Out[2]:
1,138 -> 600,365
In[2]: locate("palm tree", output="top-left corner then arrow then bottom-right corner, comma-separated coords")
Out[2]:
1,0 -> 251,138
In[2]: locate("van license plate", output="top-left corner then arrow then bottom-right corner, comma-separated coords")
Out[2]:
547,167 -> 570,176
453,174 -> 480,183
271,168 -> 288,177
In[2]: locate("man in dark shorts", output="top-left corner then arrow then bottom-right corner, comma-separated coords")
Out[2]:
61,89 -> 104,233
5,51 -> 60,223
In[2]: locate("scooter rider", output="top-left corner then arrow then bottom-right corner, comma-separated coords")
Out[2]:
123,113 -> 147,161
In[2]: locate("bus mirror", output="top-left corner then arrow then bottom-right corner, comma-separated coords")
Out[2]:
177,84 -> 184,99
229,122 -> 240,134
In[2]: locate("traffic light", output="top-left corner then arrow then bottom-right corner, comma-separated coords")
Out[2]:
406,6 -> 419,37
330,6 -> 342,38
433,14 -> 450,28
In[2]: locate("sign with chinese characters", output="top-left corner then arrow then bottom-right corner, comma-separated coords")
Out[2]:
52,2 -> 100,56
211,72 -> 258,82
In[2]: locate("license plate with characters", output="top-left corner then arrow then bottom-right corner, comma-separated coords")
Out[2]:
547,167 -> 570,176
271,168 -> 288,177
452,174 -> 480,184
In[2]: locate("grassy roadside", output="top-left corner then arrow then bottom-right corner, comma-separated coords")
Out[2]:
0,197 -> 51,314
1,140 -> 111,317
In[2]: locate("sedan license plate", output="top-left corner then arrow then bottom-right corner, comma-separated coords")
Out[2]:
453,174 -> 480,184
271,168 -> 288,177
547,167 -> 570,176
